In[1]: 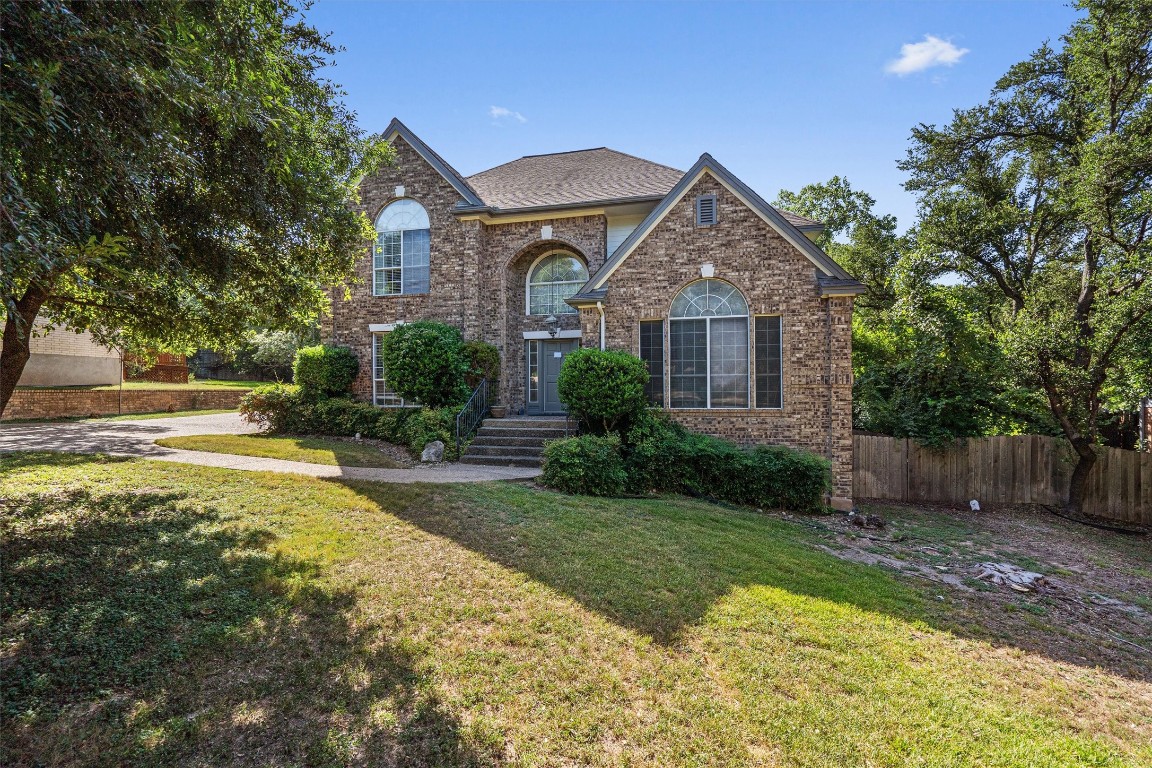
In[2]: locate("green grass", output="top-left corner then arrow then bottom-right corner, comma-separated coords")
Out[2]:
154,434 -> 404,468
1,452 -> 1148,767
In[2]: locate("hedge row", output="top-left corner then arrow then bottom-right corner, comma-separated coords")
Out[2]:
541,412 -> 831,512
240,384 -> 462,460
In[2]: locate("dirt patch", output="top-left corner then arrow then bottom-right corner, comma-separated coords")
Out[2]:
797,501 -> 1152,681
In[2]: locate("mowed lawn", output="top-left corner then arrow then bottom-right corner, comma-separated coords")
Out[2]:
154,434 -> 405,468
1,454 -> 1148,767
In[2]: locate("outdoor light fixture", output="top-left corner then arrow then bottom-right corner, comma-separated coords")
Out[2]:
545,314 -> 560,337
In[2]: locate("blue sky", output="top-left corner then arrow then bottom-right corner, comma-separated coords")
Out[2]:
305,0 -> 1081,231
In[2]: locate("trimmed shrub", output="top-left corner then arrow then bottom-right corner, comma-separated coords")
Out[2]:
622,410 -> 831,512
541,434 -> 627,497
379,321 -> 470,408
293,345 -> 358,399
556,348 -> 648,434
463,340 -> 501,390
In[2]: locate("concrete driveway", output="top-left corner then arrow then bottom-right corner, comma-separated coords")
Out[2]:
0,412 -> 541,483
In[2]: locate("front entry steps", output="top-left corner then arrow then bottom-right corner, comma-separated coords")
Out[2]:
459,417 -> 571,467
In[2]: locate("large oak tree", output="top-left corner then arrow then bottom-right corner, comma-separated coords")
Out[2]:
900,0 -> 1152,512
0,0 -> 389,414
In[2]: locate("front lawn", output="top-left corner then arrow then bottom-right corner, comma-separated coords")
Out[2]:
2,453 -> 1148,767
154,434 -> 405,468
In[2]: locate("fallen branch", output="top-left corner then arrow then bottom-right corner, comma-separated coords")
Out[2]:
1040,505 -> 1147,536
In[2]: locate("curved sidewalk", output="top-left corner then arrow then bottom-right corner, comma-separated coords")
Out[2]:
0,412 -> 541,484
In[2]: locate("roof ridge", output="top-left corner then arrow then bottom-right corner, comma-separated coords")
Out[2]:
467,146 -> 684,180
520,146 -> 609,159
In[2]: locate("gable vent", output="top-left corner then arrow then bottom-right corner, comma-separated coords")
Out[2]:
696,194 -> 718,226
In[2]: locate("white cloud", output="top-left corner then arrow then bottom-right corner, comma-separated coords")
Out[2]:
489,105 -> 527,124
886,35 -> 969,76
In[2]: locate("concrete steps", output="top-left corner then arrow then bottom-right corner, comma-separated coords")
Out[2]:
459,416 -> 572,468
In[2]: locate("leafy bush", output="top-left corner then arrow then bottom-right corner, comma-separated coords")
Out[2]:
379,321 -> 470,408
292,345 -> 358,399
239,387 -> 465,460
556,348 -> 648,433
397,407 -> 458,457
623,410 -> 830,512
240,384 -> 304,432
463,340 -> 501,390
541,434 -> 627,497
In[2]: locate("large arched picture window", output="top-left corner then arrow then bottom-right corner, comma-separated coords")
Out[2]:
669,279 -> 749,408
374,199 -> 430,295
527,251 -> 588,315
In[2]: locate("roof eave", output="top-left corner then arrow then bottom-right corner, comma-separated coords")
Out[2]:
382,118 -> 484,207
818,279 -> 868,297
579,153 -> 856,294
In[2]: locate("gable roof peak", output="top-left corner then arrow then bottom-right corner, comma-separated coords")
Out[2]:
577,151 -> 860,294
381,118 -> 483,206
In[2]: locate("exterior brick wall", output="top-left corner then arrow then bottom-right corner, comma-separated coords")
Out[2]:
2,389 -> 247,420
582,174 -> 855,504
327,136 -> 856,506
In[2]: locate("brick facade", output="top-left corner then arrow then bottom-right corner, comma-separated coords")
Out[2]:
326,134 -> 857,506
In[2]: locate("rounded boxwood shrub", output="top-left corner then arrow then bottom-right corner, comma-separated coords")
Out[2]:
379,321 -> 470,408
556,348 -> 648,434
541,434 -> 627,496
293,344 -> 358,399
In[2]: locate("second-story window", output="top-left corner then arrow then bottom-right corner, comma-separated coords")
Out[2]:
374,199 -> 430,295
527,251 -> 588,315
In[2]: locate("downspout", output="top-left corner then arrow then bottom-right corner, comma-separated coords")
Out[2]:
596,301 -> 605,351
825,298 -> 834,502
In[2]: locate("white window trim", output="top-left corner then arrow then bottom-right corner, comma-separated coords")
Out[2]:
370,332 -> 407,408
668,279 -> 751,410
522,330 -> 581,340
373,199 -> 430,297
368,322 -> 402,332
524,250 -> 588,316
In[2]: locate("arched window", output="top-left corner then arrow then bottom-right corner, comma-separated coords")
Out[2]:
374,199 -> 430,295
527,251 -> 588,315
669,279 -> 749,408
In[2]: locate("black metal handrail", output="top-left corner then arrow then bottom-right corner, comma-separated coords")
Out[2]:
455,378 -> 489,457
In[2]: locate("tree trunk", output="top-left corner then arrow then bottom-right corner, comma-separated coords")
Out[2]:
1065,436 -> 1097,514
0,284 -> 52,417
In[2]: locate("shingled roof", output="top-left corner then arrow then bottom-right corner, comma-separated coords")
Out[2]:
464,147 -> 821,229
465,148 -> 684,210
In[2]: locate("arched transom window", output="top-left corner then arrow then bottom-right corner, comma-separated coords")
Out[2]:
527,251 -> 588,315
669,279 -> 749,408
374,199 -> 430,295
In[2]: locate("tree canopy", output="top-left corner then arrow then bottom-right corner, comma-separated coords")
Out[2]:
899,0 -> 1152,510
0,0 -> 390,413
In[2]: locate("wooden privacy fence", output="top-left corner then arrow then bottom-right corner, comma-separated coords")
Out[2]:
853,434 -> 1151,525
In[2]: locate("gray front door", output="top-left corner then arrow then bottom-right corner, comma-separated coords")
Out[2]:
527,339 -> 578,414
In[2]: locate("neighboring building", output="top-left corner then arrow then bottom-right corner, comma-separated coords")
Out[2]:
324,119 -> 864,508
0,318 -> 121,386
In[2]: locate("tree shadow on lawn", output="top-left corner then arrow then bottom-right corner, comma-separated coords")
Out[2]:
344,479 -> 1152,682
1,473 -> 502,767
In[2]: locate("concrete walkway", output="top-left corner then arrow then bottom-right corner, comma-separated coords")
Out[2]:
0,412 -> 542,483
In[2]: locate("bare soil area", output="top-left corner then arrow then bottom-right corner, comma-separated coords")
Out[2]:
807,501 -> 1152,680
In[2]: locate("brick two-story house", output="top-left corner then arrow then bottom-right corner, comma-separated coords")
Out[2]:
324,119 -> 864,508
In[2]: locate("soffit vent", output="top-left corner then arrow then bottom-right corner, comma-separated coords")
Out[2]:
696,194 -> 718,226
